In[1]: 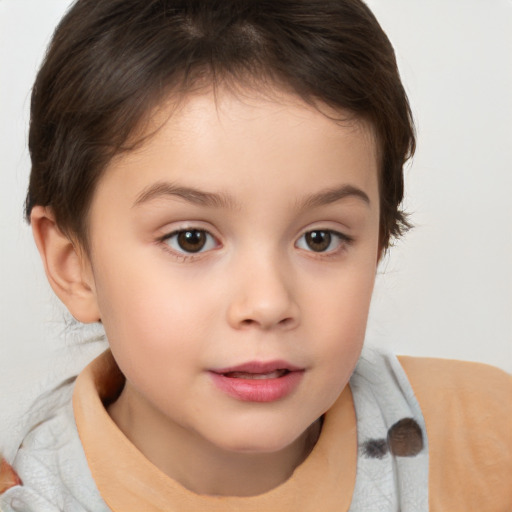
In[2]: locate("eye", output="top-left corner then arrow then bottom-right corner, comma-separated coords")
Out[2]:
163,229 -> 218,254
295,229 -> 349,253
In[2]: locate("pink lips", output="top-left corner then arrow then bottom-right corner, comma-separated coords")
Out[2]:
209,361 -> 304,402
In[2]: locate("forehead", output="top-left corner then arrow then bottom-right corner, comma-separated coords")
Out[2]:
157,86 -> 377,150
93,87 -> 379,214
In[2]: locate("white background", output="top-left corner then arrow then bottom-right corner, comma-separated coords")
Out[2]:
1,0 -> 511,443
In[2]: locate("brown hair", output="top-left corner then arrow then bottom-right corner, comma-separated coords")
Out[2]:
26,0 -> 415,250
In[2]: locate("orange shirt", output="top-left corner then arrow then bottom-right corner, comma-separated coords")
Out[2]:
400,356 -> 512,511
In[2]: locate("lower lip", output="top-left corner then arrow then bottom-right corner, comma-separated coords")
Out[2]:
209,371 -> 304,402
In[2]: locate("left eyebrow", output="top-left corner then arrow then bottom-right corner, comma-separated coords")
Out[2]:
297,184 -> 371,210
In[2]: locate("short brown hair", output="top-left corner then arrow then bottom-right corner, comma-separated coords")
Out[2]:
26,0 -> 415,249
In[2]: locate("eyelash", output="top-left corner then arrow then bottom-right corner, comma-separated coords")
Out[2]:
295,229 -> 353,257
158,228 -> 353,261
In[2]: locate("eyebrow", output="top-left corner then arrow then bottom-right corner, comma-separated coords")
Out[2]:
133,181 -> 370,210
296,185 -> 370,210
133,182 -> 237,209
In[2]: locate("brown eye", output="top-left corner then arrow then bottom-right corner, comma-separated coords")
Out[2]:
164,229 -> 218,255
296,229 -> 350,254
177,230 -> 207,252
304,230 -> 331,252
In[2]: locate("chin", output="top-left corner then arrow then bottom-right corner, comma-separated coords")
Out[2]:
214,424 -> 306,455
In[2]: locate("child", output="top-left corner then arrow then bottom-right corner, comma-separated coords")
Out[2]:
1,0 -> 510,510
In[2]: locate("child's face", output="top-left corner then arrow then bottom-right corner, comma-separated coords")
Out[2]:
84,88 -> 380,456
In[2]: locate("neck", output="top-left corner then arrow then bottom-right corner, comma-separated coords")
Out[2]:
108,382 -> 322,497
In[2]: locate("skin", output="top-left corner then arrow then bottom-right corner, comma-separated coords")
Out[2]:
37,88 -> 381,496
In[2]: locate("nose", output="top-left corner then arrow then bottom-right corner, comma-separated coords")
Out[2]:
226,255 -> 300,331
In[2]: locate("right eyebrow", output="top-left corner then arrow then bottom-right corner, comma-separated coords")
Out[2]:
132,181 -> 239,210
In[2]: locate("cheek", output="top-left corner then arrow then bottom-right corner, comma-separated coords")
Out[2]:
98,280 -> 204,405
307,262 -> 376,328
95,248 -> 203,324
92,257 -> 222,377
303,261 -> 376,371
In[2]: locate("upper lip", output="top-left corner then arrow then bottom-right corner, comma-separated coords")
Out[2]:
211,360 -> 303,374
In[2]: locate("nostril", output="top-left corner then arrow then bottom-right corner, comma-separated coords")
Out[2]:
238,316 -> 294,329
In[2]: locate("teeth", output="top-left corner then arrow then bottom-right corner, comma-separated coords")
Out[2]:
226,370 -> 287,379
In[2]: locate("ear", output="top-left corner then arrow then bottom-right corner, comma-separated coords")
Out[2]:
31,206 -> 100,323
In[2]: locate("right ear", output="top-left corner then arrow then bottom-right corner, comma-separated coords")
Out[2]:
30,206 -> 101,324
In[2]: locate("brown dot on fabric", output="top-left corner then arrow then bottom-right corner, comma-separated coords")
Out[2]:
361,438 -> 389,459
387,418 -> 423,457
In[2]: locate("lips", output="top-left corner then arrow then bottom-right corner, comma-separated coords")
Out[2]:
209,361 -> 304,402
212,360 -> 302,375
224,369 -> 289,380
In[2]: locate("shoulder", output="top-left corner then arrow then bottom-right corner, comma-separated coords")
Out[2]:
399,355 -> 512,433
0,381 -> 109,511
399,355 -> 512,510
399,354 -> 511,395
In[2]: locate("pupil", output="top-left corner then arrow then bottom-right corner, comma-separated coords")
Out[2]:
306,231 -> 331,252
178,230 -> 206,252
